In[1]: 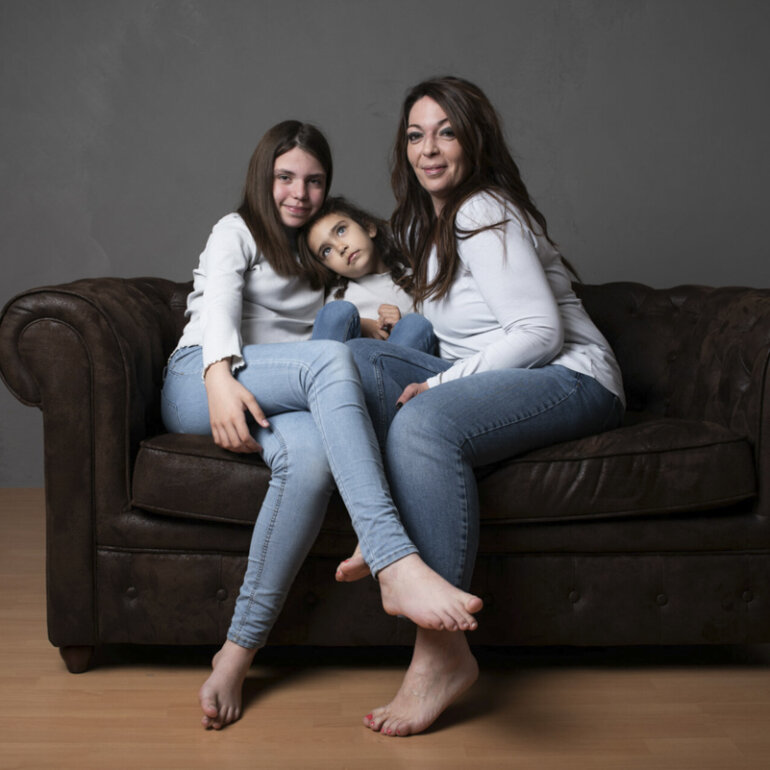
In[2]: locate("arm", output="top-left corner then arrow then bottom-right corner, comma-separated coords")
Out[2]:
204,358 -> 269,453
426,197 -> 563,387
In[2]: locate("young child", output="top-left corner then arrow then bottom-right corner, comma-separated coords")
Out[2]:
301,196 -> 436,352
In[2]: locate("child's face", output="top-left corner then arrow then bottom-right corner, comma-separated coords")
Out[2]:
272,147 -> 327,228
307,214 -> 381,279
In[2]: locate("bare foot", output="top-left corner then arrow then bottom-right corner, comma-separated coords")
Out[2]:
199,640 -> 257,729
377,553 -> 483,632
363,628 -> 479,736
335,542 -> 371,582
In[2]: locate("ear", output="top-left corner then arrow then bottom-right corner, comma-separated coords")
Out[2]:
367,222 -> 378,238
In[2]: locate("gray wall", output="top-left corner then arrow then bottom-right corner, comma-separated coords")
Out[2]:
1,0 -> 768,485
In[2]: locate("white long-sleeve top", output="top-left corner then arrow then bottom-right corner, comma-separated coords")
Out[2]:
422,192 -> 624,403
175,213 -> 324,372
327,272 -> 414,319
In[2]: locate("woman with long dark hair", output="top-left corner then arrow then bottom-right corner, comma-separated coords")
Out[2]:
344,77 -> 625,736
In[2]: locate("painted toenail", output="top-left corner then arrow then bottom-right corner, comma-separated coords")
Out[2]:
365,714 -> 372,720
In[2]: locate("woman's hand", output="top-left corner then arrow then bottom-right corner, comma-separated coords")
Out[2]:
396,381 -> 429,409
377,304 -> 402,333
204,359 -> 269,453
361,317 -> 390,340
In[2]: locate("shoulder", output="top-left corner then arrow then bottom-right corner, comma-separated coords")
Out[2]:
205,213 -> 260,262
456,191 -> 530,235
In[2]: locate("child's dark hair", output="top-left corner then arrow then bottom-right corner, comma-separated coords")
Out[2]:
299,196 -> 410,299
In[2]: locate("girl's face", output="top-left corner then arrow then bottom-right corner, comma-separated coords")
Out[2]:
406,96 -> 469,214
272,147 -> 327,228
307,214 -> 382,280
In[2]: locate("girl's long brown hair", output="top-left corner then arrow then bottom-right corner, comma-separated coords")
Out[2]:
237,120 -> 332,286
391,76 -> 561,304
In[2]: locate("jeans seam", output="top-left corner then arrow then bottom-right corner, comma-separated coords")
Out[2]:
229,424 -> 288,648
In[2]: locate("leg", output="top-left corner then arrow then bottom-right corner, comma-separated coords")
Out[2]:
364,627 -> 479,736
59,645 -> 95,674
371,367 -> 621,734
346,337 -> 451,451
311,300 -> 361,341
387,313 -> 438,355
386,366 -> 622,588
163,342 -> 481,632
200,412 -> 335,729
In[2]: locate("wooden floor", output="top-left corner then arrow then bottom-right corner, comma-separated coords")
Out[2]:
2,488 -> 770,769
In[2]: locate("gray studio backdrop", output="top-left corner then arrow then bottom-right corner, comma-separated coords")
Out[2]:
1,0 -> 768,485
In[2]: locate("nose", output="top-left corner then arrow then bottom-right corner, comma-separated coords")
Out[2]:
292,180 -> 308,200
422,134 -> 438,156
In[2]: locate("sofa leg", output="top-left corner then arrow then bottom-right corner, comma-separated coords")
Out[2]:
59,645 -> 95,673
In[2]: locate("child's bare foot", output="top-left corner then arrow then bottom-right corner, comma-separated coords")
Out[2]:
199,640 -> 257,729
377,553 -> 482,631
363,628 -> 479,736
335,542 -> 370,582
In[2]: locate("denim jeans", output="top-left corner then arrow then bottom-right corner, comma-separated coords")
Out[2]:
311,300 -> 437,354
161,342 -> 417,648
347,339 -> 624,590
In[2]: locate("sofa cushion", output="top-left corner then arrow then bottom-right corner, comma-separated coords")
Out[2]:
133,416 -> 756,527
132,433 -> 352,529
478,417 -> 756,522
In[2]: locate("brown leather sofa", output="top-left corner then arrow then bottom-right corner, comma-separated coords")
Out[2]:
1,277 -> 768,673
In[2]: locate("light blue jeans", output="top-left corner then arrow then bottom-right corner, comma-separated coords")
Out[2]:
311,300 -> 437,354
347,339 -> 624,590
161,342 -> 417,648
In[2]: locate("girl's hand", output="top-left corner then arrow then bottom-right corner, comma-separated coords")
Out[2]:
204,359 -> 269,453
377,304 -> 402,333
396,381 -> 429,409
361,317 -> 390,340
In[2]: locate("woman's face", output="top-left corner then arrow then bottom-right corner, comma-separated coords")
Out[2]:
272,147 -> 327,228
406,96 -> 470,214
307,214 -> 380,280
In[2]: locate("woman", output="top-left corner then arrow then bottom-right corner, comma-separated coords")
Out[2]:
161,119 -> 481,730
344,77 -> 625,736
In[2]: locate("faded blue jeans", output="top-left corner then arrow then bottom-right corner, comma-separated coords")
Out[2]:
161,342 -> 417,649
347,339 -> 624,590
311,300 -> 437,354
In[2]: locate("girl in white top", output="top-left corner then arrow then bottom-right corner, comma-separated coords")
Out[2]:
300,196 -> 436,352
161,120 -> 482,732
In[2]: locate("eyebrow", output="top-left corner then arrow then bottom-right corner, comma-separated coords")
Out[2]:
407,118 -> 450,131
314,219 -> 347,257
273,169 -> 326,180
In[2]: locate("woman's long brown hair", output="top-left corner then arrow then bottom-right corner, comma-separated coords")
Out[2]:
237,120 -> 332,286
391,76 -> 560,304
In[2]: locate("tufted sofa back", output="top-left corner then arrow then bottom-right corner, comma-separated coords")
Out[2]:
576,282 -> 770,450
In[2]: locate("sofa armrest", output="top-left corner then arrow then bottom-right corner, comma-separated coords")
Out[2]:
0,276 -> 188,646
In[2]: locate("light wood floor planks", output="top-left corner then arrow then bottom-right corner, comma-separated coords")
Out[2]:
1,487 -> 769,769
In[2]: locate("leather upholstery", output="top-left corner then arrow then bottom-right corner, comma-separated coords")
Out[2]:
1,277 -> 769,658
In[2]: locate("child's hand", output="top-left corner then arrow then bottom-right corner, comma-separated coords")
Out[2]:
204,359 -> 269,453
361,317 -> 390,340
377,304 -> 402,333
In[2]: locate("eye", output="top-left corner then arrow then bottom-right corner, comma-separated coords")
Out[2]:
275,173 -> 291,183
406,131 -> 423,143
319,246 -> 331,260
308,176 -> 325,187
439,127 -> 456,139
336,224 -> 347,236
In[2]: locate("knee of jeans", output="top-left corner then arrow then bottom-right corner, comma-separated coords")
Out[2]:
319,300 -> 357,320
263,428 -> 334,494
397,313 -> 432,332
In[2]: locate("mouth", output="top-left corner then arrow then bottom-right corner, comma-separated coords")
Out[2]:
421,165 -> 447,177
284,205 -> 310,217
347,250 -> 360,265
